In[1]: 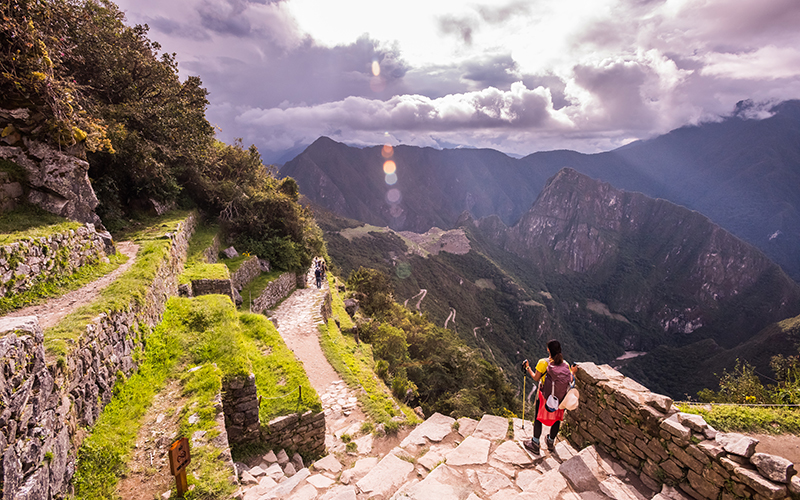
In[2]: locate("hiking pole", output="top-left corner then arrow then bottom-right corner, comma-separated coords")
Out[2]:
521,360 -> 528,432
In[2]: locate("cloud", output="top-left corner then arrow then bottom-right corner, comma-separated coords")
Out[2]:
701,46 -> 800,80
438,14 -> 478,45
145,16 -> 212,41
227,82 -> 574,155
186,35 -> 410,110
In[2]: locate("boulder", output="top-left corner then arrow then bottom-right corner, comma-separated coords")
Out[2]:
223,246 -> 240,259
751,453 -> 796,483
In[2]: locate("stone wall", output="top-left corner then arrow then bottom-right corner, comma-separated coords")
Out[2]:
250,272 -> 296,313
222,373 -> 325,458
0,223 -> 112,297
191,278 -> 235,302
0,212 -> 196,500
202,233 -> 220,264
262,411 -> 326,458
231,256 -> 260,291
565,362 -> 798,500
222,374 -> 261,445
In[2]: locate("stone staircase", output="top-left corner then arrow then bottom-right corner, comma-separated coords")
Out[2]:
233,412 -> 672,500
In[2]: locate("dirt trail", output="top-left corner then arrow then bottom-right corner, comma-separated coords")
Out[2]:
5,241 -> 139,329
118,379 -> 188,500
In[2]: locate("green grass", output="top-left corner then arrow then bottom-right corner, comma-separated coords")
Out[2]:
327,273 -> 355,331
239,312 -> 321,421
185,223 -> 219,265
0,251 -> 127,315
174,364 -> 237,499
178,263 -> 230,284
45,211 -> 192,359
318,315 -> 418,427
179,222 -> 229,284
0,203 -> 82,245
678,403 -> 800,434
238,271 -> 282,312
112,210 -> 192,242
318,272 -> 414,426
222,255 -> 251,274
73,294 -> 304,500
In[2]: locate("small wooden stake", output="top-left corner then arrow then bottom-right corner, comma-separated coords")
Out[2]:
168,437 -> 191,498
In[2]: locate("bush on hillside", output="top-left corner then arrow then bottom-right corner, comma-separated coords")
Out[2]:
347,268 -> 518,419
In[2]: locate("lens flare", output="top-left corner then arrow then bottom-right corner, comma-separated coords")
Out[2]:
383,160 -> 396,174
372,61 -> 380,77
385,172 -> 398,185
381,144 -> 393,158
387,189 -> 401,203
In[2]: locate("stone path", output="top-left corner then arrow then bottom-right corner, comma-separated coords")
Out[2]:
267,268 -> 371,452
232,265 -> 674,499
233,411 -> 676,500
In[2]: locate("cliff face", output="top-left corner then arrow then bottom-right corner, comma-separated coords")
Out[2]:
481,168 -> 800,345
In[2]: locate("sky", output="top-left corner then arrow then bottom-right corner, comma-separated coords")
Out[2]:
114,0 -> 800,162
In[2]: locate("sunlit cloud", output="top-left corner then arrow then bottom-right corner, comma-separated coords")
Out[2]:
115,0 -> 800,160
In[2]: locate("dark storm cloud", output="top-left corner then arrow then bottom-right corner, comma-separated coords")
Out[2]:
187,35 -> 410,109
145,16 -> 212,41
461,54 -> 519,87
197,0 -> 252,36
438,15 -> 477,45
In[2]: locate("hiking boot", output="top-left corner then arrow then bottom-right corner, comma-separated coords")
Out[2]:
523,439 -> 540,455
546,436 -> 555,449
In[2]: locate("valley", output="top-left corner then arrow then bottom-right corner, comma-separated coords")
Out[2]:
312,165 -> 800,399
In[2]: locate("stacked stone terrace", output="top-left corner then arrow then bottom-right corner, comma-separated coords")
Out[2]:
0,213 -> 195,499
566,362 -> 799,500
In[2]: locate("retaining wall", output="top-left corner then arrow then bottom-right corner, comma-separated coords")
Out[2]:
565,362 -> 799,500
250,272 -> 296,313
0,223 -> 112,297
0,212 -> 196,500
231,256 -> 260,291
262,411 -> 325,458
222,373 -> 325,458
192,278 -> 235,302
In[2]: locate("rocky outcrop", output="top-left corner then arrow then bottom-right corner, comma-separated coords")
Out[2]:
0,212 -> 195,500
479,168 -> 800,340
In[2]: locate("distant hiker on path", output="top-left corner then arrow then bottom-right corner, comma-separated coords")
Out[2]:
314,265 -> 322,288
522,339 -> 577,455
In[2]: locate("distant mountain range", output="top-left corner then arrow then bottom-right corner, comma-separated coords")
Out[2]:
313,164 -> 800,397
281,100 -> 800,282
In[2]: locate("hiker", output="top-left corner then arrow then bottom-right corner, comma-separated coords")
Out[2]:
521,339 -> 577,454
314,265 -> 322,288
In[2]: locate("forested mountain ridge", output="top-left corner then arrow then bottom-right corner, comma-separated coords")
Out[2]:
283,101 -> 800,282
316,167 -> 800,398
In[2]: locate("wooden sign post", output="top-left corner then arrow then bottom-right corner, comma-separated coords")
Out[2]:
168,437 -> 191,497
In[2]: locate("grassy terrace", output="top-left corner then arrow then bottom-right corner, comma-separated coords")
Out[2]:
0,203 -> 83,245
678,403 -> 800,435
318,273 -> 418,429
73,294 -> 320,499
44,210 -> 191,360
0,252 -> 128,315
222,254 -> 251,274
178,222 -> 229,284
